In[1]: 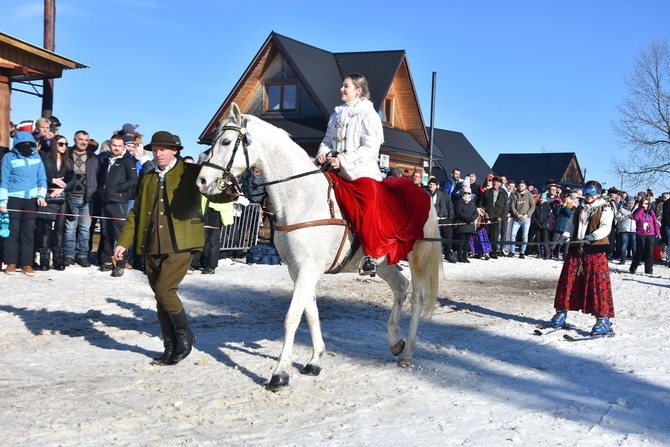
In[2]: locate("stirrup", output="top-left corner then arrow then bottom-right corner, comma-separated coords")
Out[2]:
359,256 -> 377,277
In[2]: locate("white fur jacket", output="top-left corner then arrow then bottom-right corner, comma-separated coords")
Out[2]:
316,97 -> 384,182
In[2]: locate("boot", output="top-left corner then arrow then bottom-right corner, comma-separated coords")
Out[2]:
168,308 -> 196,364
52,247 -> 66,271
39,248 -> 51,271
152,315 -> 176,366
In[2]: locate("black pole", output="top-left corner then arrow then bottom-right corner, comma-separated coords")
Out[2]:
428,72 -> 437,178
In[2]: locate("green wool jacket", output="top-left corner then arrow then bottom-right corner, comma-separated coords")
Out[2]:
118,160 -> 225,255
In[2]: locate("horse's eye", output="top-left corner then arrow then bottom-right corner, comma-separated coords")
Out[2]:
222,139 -> 232,146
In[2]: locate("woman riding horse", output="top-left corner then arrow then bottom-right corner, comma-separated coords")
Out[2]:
315,73 -> 400,277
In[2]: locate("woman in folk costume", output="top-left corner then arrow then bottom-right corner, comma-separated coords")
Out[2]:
315,74 -> 430,276
551,180 -> 615,336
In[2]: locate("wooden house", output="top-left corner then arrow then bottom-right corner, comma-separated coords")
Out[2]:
199,31 -> 446,176
491,152 -> 584,189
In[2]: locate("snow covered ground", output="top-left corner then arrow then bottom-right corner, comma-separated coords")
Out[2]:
1,255 -> 669,446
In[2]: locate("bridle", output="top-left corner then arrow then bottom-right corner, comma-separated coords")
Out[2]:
200,122 -> 325,193
200,123 -> 251,194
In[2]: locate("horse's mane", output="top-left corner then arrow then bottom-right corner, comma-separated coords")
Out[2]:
238,114 -> 319,175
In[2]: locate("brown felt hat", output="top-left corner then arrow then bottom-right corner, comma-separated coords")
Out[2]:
145,131 -> 183,151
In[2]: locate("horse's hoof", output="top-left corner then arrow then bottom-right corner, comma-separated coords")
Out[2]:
267,373 -> 289,391
390,340 -> 405,357
397,358 -> 412,368
300,364 -> 321,376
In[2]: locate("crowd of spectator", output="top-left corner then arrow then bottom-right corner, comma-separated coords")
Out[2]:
404,166 -> 670,271
1,117 -> 266,278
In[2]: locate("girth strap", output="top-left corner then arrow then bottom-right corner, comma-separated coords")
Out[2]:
273,172 -> 355,273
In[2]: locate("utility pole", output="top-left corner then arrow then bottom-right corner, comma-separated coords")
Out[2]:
42,0 -> 56,118
428,72 -> 436,178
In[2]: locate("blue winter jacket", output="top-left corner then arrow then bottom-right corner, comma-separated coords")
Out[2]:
0,132 -> 48,206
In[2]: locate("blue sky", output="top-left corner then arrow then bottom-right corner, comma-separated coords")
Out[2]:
2,0 -> 669,193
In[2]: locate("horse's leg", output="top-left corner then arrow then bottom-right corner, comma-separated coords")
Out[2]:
399,283 -> 423,367
268,266 -> 322,390
377,264 -> 409,357
398,238 -> 441,367
300,293 -> 325,376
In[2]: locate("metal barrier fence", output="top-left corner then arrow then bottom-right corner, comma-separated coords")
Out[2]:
220,203 -> 262,251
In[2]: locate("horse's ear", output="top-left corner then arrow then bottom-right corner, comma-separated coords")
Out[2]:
231,103 -> 242,125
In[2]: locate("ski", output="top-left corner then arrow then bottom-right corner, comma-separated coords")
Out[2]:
563,331 -> 615,342
533,323 -> 571,336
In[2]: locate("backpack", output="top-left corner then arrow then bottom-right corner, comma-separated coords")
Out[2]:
246,244 -> 281,265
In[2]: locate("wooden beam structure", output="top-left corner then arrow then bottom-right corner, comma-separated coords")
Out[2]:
0,31 -> 87,149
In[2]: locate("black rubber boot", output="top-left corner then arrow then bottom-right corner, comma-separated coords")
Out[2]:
168,308 -> 196,364
152,315 -> 176,366
39,248 -> 51,271
52,248 -> 66,271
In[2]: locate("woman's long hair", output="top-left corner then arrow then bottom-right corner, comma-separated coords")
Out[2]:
50,135 -> 71,173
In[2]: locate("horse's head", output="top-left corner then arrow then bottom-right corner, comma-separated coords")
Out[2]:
197,103 -> 257,202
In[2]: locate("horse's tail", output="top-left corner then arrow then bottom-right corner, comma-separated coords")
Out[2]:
421,210 -> 442,320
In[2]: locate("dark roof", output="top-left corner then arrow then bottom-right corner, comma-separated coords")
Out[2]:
334,51 -> 405,110
430,128 -> 491,181
274,33 -> 407,114
491,152 -> 577,187
383,127 -> 436,160
272,33 -> 341,115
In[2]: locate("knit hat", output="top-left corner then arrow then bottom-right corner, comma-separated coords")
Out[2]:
427,177 -> 438,186
122,135 -> 136,145
122,123 -> 136,134
625,196 -> 636,204
636,191 -> 647,199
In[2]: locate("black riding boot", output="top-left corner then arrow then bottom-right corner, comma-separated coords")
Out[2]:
168,308 -> 196,364
152,314 -> 176,366
39,248 -> 51,271
52,247 -> 66,271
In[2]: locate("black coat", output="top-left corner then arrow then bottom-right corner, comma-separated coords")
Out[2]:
454,198 -> 479,235
98,152 -> 138,205
428,189 -> 454,220
38,153 -> 74,221
480,188 -> 507,220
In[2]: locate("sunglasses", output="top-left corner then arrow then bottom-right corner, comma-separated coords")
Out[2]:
57,142 -> 68,147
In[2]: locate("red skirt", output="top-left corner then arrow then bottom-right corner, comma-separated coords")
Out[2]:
554,251 -> 614,317
327,172 -> 430,265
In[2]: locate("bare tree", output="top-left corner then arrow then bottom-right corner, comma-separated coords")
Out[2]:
612,39 -> 670,189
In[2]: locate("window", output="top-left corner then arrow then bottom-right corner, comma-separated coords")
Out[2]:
379,96 -> 394,125
265,82 -> 298,112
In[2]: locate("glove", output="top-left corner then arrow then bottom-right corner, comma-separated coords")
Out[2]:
584,234 -> 597,244
557,235 -> 569,245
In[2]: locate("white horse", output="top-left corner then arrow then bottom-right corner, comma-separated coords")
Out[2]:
197,104 -> 442,390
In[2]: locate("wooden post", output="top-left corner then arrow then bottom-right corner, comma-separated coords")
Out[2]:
42,0 -> 56,117
0,80 -> 10,150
